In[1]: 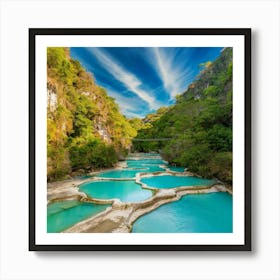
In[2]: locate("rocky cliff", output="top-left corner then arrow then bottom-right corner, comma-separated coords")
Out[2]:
47,47 -> 136,181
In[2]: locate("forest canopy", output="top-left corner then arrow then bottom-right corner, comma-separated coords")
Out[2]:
47,47 -> 233,185
132,48 -> 233,184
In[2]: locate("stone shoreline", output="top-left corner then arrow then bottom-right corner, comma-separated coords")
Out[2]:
47,162 -> 128,204
63,184 -> 227,233
48,165 -> 232,233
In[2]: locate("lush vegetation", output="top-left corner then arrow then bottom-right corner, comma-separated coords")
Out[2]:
47,48 -> 136,181
47,47 -> 233,185
133,48 -> 233,185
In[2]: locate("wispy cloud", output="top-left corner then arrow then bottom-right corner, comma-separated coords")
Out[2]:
122,110 -> 146,119
152,48 -> 193,99
70,47 -> 222,118
106,87 -> 147,118
88,48 -> 158,110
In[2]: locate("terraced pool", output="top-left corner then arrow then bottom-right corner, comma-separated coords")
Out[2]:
132,192 -> 233,233
47,200 -> 110,233
48,153 -> 232,233
140,175 -> 215,189
79,180 -> 152,202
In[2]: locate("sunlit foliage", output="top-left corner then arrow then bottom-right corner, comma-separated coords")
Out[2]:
133,48 -> 233,185
47,47 -> 136,181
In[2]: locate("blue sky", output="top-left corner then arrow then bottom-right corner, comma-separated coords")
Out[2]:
70,47 -> 223,118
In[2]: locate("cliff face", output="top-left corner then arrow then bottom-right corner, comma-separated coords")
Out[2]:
47,47 -> 136,181
181,47 -> 232,102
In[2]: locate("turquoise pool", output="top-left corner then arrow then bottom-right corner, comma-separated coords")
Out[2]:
132,192 -> 232,233
96,170 -> 139,178
79,180 -> 152,202
126,159 -> 167,167
47,153 -> 231,233
141,175 -> 215,189
47,200 -> 109,233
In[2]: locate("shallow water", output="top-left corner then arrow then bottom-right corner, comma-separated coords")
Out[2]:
127,159 -> 167,167
48,153 -> 231,233
132,192 -> 232,233
47,200 -> 109,233
141,175 -> 215,189
96,170 -> 139,178
126,159 -> 167,173
80,180 -> 152,202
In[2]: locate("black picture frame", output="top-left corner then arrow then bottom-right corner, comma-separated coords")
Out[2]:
29,28 -> 251,251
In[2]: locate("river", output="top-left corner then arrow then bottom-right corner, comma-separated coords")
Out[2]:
47,153 -> 232,233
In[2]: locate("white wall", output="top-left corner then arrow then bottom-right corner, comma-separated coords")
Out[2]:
0,0 -> 279,279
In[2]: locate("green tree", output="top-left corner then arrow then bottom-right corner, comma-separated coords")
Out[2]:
132,48 -> 233,185
47,47 -> 136,181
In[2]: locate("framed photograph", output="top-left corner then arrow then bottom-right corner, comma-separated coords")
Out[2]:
29,28 -> 251,251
